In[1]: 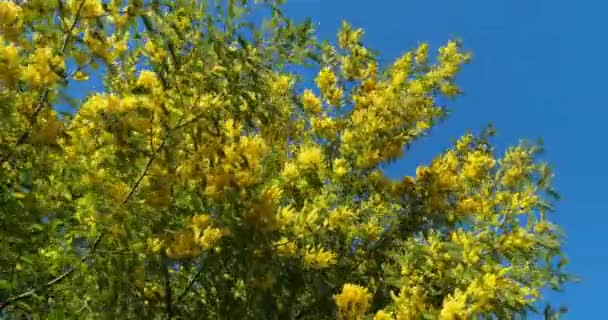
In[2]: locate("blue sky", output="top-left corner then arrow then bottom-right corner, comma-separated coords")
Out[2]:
278,0 -> 606,318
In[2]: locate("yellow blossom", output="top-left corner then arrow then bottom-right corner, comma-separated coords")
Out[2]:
191,214 -> 213,230
374,310 -> 393,320
301,89 -> 322,113
334,283 -> 372,320
272,74 -> 292,94
281,162 -> 299,182
303,245 -> 337,269
137,70 -> 160,90
439,290 -> 468,320
333,158 -> 349,177
0,1 -> 21,25
297,145 -> 324,170
462,151 -> 496,180
273,237 -> 297,257
147,237 -> 164,253
73,71 -> 89,81
415,42 -> 429,65
197,227 -> 224,250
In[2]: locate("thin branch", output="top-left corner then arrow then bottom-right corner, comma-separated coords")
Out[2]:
163,261 -> 173,319
0,131 -> 170,310
0,233 -> 104,310
175,264 -> 205,305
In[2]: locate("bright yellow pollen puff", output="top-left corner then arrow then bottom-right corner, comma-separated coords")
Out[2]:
0,40 -> 20,87
462,151 -> 496,180
272,74 -> 293,94
415,42 -> 429,65
316,67 -> 336,93
197,227 -> 224,250
333,158 -> 349,177
281,162 -> 300,182
334,283 -> 372,320
137,70 -> 160,90
316,67 -> 343,105
73,71 -> 89,81
191,214 -> 213,230
373,310 -> 393,320
22,48 -> 65,88
297,145 -> 324,170
0,1 -> 21,25
301,89 -> 322,113
146,237 -> 164,253
68,0 -> 104,18
439,289 -> 468,320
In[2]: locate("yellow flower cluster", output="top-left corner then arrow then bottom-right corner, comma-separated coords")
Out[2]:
68,0 -> 104,18
22,48 -> 65,88
334,283 -> 372,320
0,39 -> 20,87
296,145 -> 325,170
303,245 -> 337,269
316,67 -> 343,106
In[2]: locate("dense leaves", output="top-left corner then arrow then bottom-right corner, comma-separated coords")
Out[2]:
0,0 -> 571,319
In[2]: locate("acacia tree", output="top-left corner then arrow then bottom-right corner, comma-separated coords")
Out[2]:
0,0 -> 571,319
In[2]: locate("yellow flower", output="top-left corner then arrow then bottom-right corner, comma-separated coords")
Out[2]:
273,237 -> 297,257
316,67 -> 337,93
137,70 -> 160,90
301,89 -> 322,113
316,67 -> 342,105
333,158 -> 349,177
0,1 -> 21,25
147,237 -> 164,253
197,227 -> 224,250
373,310 -> 393,320
325,207 -> 354,231
109,181 -> 130,202
69,0 -> 104,18
303,245 -> 337,269
415,42 -> 429,65
120,95 -> 139,112
0,42 -> 21,86
73,71 -> 89,81
462,151 -> 496,180
281,162 -> 300,182
191,214 -> 212,230
22,48 -> 65,88
297,145 -> 324,170
334,283 -> 372,320
439,289 -> 468,320
276,205 -> 297,228
272,74 -> 292,94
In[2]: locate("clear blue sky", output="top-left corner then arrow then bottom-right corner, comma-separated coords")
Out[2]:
279,0 -> 605,318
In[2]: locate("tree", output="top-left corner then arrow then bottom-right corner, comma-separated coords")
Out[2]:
0,0 -> 572,318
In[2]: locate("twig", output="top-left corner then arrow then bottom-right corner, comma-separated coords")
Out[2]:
163,261 -> 173,319
0,233 -> 104,310
175,265 -> 205,305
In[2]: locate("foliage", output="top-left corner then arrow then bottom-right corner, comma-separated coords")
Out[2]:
0,0 -> 571,319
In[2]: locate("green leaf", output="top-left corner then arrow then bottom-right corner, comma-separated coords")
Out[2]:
0,279 -> 12,290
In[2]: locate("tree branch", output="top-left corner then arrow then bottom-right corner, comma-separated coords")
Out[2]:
0,233 -> 104,310
175,264 -> 205,305
163,261 -> 173,319
0,131 -> 170,310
